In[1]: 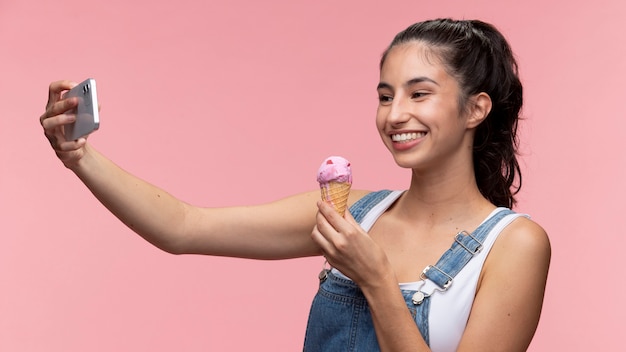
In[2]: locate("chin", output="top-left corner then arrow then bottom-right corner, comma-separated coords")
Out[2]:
389,154 -> 420,169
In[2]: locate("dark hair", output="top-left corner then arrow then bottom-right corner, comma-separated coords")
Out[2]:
380,19 -> 523,208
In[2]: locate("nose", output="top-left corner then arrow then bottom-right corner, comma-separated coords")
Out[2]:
386,96 -> 412,126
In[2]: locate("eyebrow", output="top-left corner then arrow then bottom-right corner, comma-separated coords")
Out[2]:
377,76 -> 439,91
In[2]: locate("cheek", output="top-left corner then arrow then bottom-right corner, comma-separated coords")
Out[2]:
375,109 -> 392,150
375,107 -> 386,132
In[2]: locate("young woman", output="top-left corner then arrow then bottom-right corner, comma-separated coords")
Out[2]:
40,18 -> 550,352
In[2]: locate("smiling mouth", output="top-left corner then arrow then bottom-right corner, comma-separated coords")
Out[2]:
391,132 -> 426,143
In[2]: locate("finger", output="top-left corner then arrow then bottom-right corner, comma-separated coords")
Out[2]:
40,98 -> 78,126
315,201 -> 344,238
310,224 -> 334,256
314,202 -> 349,253
315,205 -> 336,240
48,136 -> 86,154
40,107 -> 76,131
317,200 -> 345,225
56,138 -> 86,152
45,133 -> 58,149
316,202 -> 358,257
318,200 -> 361,238
46,80 -> 77,109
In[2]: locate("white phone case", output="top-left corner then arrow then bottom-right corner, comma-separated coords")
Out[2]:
64,78 -> 100,140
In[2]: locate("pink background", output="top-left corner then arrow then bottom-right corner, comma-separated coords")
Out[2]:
2,0 -> 624,350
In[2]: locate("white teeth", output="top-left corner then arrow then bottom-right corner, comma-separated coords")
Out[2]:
391,132 -> 425,142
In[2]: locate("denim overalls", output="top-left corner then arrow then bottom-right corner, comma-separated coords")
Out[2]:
303,190 -> 514,351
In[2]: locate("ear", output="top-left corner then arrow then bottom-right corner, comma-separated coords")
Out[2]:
466,92 -> 492,129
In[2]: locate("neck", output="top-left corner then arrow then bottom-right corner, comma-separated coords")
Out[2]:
396,162 -> 494,225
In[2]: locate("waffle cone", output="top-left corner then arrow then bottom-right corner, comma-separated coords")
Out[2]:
320,181 -> 351,216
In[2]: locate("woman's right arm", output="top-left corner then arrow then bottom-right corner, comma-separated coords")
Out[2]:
40,80 -> 327,259
73,144 -> 324,259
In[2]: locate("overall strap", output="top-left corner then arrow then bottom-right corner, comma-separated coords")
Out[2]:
349,190 -> 393,223
422,208 -> 515,290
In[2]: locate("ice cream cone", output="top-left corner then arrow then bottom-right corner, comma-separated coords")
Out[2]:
320,181 -> 351,216
317,156 -> 353,216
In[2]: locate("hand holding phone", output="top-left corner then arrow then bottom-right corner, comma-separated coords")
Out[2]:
64,78 -> 100,140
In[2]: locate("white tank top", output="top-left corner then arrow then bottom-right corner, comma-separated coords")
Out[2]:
332,190 -> 528,351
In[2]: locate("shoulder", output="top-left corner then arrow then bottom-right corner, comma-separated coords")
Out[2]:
496,215 -> 551,260
481,215 -> 551,286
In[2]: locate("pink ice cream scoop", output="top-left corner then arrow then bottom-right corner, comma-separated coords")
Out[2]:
317,156 -> 352,215
317,156 -> 353,184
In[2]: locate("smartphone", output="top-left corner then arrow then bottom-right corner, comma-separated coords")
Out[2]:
64,78 -> 100,140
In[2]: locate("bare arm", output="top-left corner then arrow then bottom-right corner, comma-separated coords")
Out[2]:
72,145 -> 323,258
40,80 -> 360,259
457,217 -> 551,351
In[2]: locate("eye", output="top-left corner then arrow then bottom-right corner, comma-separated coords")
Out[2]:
378,94 -> 393,106
411,91 -> 428,99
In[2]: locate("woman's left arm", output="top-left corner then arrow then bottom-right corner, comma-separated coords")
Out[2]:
457,217 -> 551,351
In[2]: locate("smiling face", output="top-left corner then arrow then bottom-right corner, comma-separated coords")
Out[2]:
376,42 -> 479,172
